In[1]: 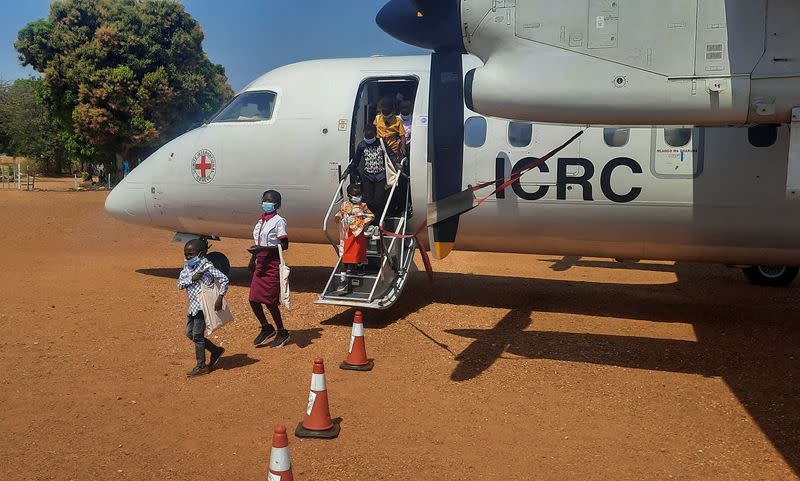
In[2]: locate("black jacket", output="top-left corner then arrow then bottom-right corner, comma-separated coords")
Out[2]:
343,139 -> 398,183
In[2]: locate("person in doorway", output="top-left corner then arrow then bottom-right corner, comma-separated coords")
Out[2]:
399,100 -> 413,152
249,190 -> 291,348
178,239 -> 228,377
395,99 -> 414,216
374,96 -> 406,159
353,124 -> 399,219
335,184 -> 375,292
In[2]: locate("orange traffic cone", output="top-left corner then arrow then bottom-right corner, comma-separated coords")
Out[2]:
268,424 -> 294,481
340,310 -> 374,371
295,358 -> 340,439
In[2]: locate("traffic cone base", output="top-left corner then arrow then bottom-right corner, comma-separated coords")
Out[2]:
340,359 -> 374,371
295,420 -> 340,439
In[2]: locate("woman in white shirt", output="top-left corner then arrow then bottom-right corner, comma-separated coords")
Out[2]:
248,190 -> 290,348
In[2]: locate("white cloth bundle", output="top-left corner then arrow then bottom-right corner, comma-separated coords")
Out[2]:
277,244 -> 291,309
200,279 -> 234,334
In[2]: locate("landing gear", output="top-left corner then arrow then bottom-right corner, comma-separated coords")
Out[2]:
195,237 -> 230,276
741,265 -> 799,287
206,251 -> 231,276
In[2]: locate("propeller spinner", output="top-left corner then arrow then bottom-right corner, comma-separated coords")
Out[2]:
377,0 -> 466,260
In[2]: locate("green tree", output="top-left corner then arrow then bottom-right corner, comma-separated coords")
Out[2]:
0,78 -> 70,175
15,0 -> 232,174
0,81 -> 9,154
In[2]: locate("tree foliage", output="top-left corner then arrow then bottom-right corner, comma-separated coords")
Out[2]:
15,0 -> 232,169
0,78 -> 70,174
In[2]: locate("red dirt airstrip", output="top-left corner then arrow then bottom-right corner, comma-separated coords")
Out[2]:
0,190 -> 798,480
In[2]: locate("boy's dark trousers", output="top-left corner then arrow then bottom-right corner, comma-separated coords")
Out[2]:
185,311 -> 219,367
362,178 -> 388,219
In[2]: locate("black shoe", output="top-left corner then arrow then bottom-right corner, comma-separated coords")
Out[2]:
186,365 -> 209,377
268,330 -> 290,348
209,347 -> 225,370
253,325 -> 276,345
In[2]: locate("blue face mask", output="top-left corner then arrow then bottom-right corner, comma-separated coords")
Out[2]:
262,202 -> 277,214
186,255 -> 202,268
401,114 -> 412,122
364,137 -> 376,145
350,196 -> 362,204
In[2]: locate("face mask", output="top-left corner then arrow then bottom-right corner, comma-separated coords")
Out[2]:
186,255 -> 202,268
401,114 -> 411,122
364,137 -> 376,145
350,196 -> 362,204
262,202 -> 277,213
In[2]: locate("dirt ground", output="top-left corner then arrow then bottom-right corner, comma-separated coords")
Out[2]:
0,191 -> 798,481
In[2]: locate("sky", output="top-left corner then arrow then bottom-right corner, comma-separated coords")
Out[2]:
0,0 -> 427,90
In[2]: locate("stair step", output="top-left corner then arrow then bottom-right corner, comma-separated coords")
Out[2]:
336,273 -> 379,279
322,292 -> 372,301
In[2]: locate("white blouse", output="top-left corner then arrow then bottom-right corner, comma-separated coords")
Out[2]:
253,215 -> 288,247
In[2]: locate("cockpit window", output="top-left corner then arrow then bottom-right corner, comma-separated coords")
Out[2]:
212,91 -> 276,122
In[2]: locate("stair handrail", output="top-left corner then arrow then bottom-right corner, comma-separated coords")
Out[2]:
378,156 -> 407,230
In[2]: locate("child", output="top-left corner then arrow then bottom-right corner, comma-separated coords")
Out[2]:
399,99 -> 413,153
336,184 -> 375,291
178,239 -> 229,377
249,190 -> 291,348
374,96 -> 406,159
351,124 -> 399,219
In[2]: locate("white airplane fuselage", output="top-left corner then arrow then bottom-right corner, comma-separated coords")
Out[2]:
106,55 -> 800,266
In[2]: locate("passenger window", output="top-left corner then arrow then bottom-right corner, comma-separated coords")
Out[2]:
464,116 -> 487,148
664,128 -> 692,147
748,125 -> 778,148
508,121 -> 533,147
603,128 -> 630,147
212,91 -> 276,122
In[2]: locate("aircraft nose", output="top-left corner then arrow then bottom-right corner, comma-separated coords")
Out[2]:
105,177 -> 151,224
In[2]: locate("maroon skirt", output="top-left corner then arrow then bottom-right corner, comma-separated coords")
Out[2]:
249,250 -> 280,305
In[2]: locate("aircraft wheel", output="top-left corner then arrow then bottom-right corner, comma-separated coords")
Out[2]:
741,265 -> 799,287
206,251 -> 231,276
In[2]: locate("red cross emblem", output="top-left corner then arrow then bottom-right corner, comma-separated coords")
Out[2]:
191,149 -> 216,184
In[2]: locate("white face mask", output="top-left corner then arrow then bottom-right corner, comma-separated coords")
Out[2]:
364,137 -> 376,145
401,114 -> 411,122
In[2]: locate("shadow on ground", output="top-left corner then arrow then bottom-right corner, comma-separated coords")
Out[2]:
139,259 -> 800,473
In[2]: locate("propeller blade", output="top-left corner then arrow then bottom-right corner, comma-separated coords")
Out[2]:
427,50 -> 464,260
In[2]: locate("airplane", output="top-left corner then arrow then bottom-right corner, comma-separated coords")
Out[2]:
376,0 -> 800,224
105,54 -> 800,311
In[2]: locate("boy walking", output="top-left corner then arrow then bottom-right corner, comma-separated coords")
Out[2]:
178,239 -> 229,377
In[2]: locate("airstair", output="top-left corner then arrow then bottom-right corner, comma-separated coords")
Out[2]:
316,161 -> 417,309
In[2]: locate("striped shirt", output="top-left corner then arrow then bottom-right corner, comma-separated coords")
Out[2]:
178,258 -> 230,316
